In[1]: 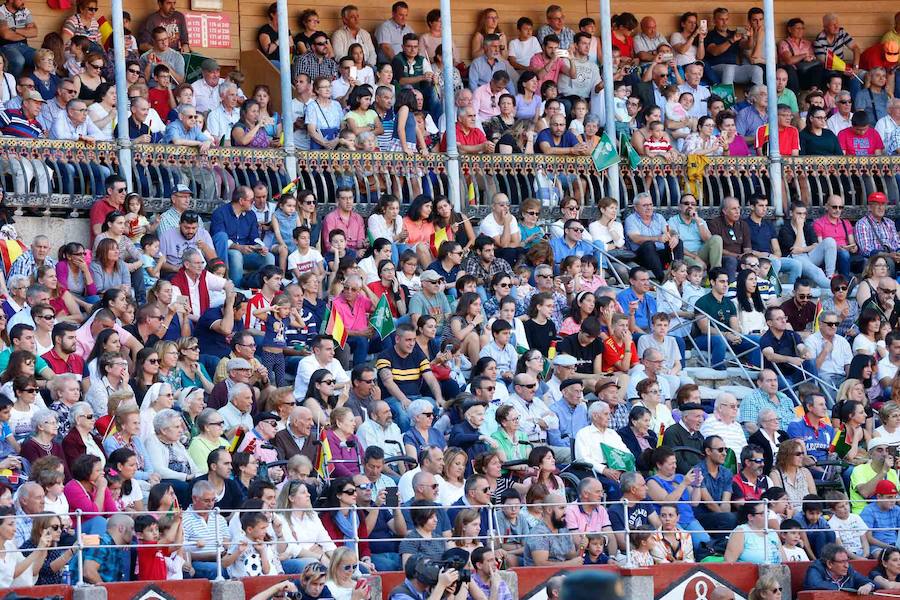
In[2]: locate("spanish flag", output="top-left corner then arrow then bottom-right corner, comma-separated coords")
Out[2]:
97,16 -> 113,50
467,182 -> 476,206
812,300 -> 824,333
657,423 -> 666,447
324,305 -> 348,348
825,50 -> 848,73
314,427 -> 332,478
276,176 -> 302,200
0,239 -> 26,274
430,226 -> 451,257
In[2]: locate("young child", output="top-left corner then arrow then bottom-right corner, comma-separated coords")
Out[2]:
583,533 -> 611,565
613,82 -> 632,137
826,491 -> 869,560
643,121 -> 674,156
148,64 -> 177,118
797,494 -> 837,558
124,193 -> 150,245
541,81 -> 565,115
324,229 -> 356,270
559,255 -> 584,294
0,395 -> 18,454
627,525 -> 656,567
780,519 -> 810,562
122,11 -> 139,60
254,295 -> 304,387
509,17 -> 542,73
288,226 -> 325,282
206,259 -> 229,309
158,513 -> 192,579
682,265 -> 707,306
495,489 -> 527,566
135,514 -> 167,581
140,234 -> 164,290
568,99 -> 588,140
514,264 -> 534,297
579,255 -> 607,293
397,250 -> 421,295
227,511 -> 283,578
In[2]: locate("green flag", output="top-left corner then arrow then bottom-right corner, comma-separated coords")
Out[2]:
724,448 -> 737,473
619,133 -> 642,169
592,132 -> 619,171
369,294 -> 396,340
319,305 -> 331,335
602,443 -> 636,472
711,83 -> 736,108
183,53 -> 212,84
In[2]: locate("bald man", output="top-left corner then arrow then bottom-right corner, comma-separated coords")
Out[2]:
272,405 -> 318,463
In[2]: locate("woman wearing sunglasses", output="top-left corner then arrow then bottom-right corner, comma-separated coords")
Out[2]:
1,510 -> 56,587
747,573 -> 786,600
326,547 -> 371,600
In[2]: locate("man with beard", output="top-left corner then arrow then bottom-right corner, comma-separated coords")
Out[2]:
523,493 -> 582,566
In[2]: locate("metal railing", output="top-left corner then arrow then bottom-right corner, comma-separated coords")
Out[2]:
0,139 -> 897,217
4,493 -> 892,586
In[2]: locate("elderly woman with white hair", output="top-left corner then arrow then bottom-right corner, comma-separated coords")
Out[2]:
2,273 -> 29,319
748,407 -> 789,475
19,408 -> 71,480
145,408 -> 199,508
139,382 -> 175,442
62,401 -> 106,470
178,386 -> 207,442
47,373 -> 81,440
187,407 -> 229,474
403,399 -> 446,458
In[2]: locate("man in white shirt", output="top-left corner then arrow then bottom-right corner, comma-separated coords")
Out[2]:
356,400 -> 402,458
205,82 -> 240,143
573,402 -> 630,486
879,331 -> 900,388
827,91 -> 854,136
805,310 -> 854,397
397,445 -> 445,504
332,5 -> 377,65
219,382 -> 255,436
191,58 -> 226,114
50,98 -> 103,141
678,63 -> 711,119
625,348 -> 675,402
375,1 -> 415,64
37,78 -> 75,132
506,373 -> 558,444
699,392 -> 747,456
293,334 -> 350,399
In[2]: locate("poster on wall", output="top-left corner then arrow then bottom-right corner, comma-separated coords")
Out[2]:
185,12 -> 231,49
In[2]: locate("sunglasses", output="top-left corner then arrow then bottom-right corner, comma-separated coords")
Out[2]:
524,210 -> 540,216
833,286 -> 848,292
146,358 -> 159,364
822,321 -> 839,326
340,489 -> 357,495
829,205 -> 844,209
518,383 -> 537,389
22,387 -> 40,393
321,379 -> 336,385
796,294 -> 811,300
710,447 -> 727,453
127,68 -> 141,75
420,412 -> 434,417
341,563 -> 359,571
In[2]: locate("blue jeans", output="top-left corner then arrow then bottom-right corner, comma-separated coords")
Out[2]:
346,335 -> 370,367
836,248 -> 851,279
693,333 -> 761,369
282,557 -> 316,573
771,256 -> 803,284
212,231 -> 276,284
776,360 -> 818,391
370,552 -> 402,572
192,561 -> 225,580
685,518 -> 712,553
0,42 -> 35,77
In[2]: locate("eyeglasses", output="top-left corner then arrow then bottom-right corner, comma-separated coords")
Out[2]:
525,210 -> 540,216
770,588 -> 783,594
86,6 -> 98,11
480,487 -> 491,494
483,386 -> 496,392
360,378 -> 376,384
822,321 -> 839,326
341,563 -> 359,571
209,421 -> 225,427
497,282 -> 511,288
710,447 -> 727,453
80,414 -> 96,420
356,483 -> 373,490
879,288 -> 898,294
420,412 -> 434,418
750,458 -> 765,464
37,314 -> 54,320
566,227 -> 585,233
518,383 -> 537,389
796,294 -> 811,300
127,68 -> 141,75
829,204 -> 844,209
340,488 -> 357,495
89,63 -> 104,69
838,100 -> 852,104
834,286 -> 848,292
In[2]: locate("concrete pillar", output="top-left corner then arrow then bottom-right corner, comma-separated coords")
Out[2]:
212,579 -> 246,600
759,564 -> 792,600
622,571 -> 655,600
72,585 -> 108,600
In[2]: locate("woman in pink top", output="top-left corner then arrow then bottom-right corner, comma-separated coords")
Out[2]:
324,407 -> 361,478
63,454 -> 117,533
332,274 -> 376,367
402,195 -> 437,266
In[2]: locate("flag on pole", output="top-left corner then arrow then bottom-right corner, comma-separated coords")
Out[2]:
98,16 -> 113,50
602,443 -> 636,472
591,132 -> 619,171
710,83 -> 736,108
619,133 -> 642,169
724,448 -> 737,473
542,341 -> 558,380
314,427 -> 332,478
319,305 -> 331,334
657,423 -> 666,447
825,50 -> 848,73
369,294 -> 396,340
324,307 -> 348,348
430,226 -> 451,257
467,182 -> 477,206
276,176 -> 302,199
813,300 -> 824,333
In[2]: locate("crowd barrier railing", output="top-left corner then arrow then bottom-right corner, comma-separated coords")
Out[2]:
4,495 -> 891,585
0,139 -> 897,216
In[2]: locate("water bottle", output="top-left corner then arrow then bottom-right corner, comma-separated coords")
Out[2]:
62,565 -> 72,586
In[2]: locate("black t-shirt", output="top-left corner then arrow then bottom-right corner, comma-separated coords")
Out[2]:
608,500 -> 656,533
257,24 -> 282,61
123,324 -> 160,349
498,133 -> 522,154
557,333 -> 604,374
704,30 -> 740,66
799,128 -> 842,156
522,318 -> 557,356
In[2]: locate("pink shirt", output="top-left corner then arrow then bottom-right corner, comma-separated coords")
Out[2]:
564,503 -> 611,533
63,478 -> 118,522
812,215 -> 853,246
322,209 -> 366,253
75,320 -> 135,359
529,53 -> 564,87
472,84 -> 503,121
333,294 -> 373,331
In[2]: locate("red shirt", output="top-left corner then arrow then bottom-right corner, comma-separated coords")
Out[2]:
838,127 -> 885,156
611,33 -> 634,58
136,540 -> 168,580
754,125 -> 800,155
41,348 -> 85,377
89,197 -> 120,245
602,336 -> 638,373
440,124 -> 487,152
859,43 -> 898,72
368,281 -> 407,317
147,88 -> 171,122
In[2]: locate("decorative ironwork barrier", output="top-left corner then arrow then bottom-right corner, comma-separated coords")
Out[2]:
0,139 -> 897,220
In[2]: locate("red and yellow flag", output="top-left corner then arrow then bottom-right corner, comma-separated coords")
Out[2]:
97,16 -> 113,50
0,239 -> 25,274
813,300 -> 824,333
314,427 -> 332,478
324,305 -> 348,348
430,226 -> 451,257
825,50 -> 848,73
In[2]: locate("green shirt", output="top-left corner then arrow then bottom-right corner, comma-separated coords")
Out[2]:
491,427 -> 529,465
694,292 -> 736,328
0,348 -> 49,373
850,462 -> 899,514
778,89 -> 799,113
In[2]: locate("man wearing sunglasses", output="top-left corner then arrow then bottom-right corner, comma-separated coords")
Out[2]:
804,310 -> 854,398
730,444 -> 769,501
812,194 -> 859,279
855,191 -> 900,273
860,276 -> 900,332
781,279 -> 817,336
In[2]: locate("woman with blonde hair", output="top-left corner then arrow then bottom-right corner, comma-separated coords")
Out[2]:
497,119 -> 536,154
768,438 -> 817,511
274,480 -> 336,569
326,547 -> 370,600
832,378 -> 873,435
471,8 -> 509,59
748,573 -> 784,600
439,447 -> 467,505
449,508 -> 482,554
175,336 -> 213,393
874,401 -> 900,446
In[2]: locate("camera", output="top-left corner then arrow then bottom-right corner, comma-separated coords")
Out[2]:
415,549 -> 472,587
283,593 -> 301,600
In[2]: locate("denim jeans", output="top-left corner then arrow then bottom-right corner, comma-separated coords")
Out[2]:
192,561 -> 225,580
790,237 -> 837,288
692,333 -> 761,369
0,42 -> 35,77
370,552 -> 402,572
684,517 -> 712,553
771,256 -> 803,285
836,248 -> 851,279
212,231 -> 276,284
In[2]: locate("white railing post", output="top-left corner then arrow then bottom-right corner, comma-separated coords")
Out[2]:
439,0 -> 461,211
763,0 -> 784,217
214,507 -> 224,581
599,0 -> 621,201
110,0 -> 133,190
75,510 -> 85,586
276,0 -> 297,181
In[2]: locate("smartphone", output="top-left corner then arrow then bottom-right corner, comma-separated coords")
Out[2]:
660,52 -> 674,62
556,49 -> 569,58
384,487 -> 399,507
700,19 -> 707,31
445,343 -> 454,354
349,65 -> 358,80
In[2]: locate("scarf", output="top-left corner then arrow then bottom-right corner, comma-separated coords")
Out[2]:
171,268 -> 210,315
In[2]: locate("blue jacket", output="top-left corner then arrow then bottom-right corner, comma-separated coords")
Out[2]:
210,203 -> 260,247
803,559 -> 872,591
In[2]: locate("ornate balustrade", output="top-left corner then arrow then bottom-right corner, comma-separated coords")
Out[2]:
0,139 -> 897,221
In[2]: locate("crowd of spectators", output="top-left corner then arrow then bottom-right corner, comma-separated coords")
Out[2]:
0,0 -> 898,594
